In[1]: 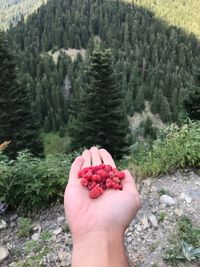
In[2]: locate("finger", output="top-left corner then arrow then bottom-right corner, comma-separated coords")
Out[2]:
99,148 -> 116,168
81,149 -> 91,169
90,147 -> 102,166
68,156 -> 84,184
122,170 -> 140,203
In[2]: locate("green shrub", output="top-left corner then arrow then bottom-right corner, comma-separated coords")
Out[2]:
120,121 -> 200,177
164,216 -> 200,264
0,150 -> 79,210
17,217 -> 33,238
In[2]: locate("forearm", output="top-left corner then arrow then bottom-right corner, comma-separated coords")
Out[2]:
72,230 -> 129,267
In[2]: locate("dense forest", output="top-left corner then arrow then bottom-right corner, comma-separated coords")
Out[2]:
0,0 -> 46,30
6,0 -> 200,136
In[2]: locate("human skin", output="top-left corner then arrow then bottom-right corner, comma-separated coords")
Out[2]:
64,147 -> 141,267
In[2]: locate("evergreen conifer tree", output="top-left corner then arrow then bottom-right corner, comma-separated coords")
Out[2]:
184,68 -> 200,120
0,31 -> 43,157
69,46 -> 130,158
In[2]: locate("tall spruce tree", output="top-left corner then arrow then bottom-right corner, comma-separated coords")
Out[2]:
69,47 -> 130,158
184,68 -> 200,120
0,31 -> 43,157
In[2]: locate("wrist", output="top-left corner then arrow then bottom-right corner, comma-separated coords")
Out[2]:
72,230 -> 129,267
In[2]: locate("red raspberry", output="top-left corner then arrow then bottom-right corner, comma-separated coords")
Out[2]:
106,179 -> 113,188
105,165 -> 112,172
118,184 -> 123,190
99,164 -> 106,169
112,176 -> 120,184
108,171 -> 115,178
78,170 -> 82,178
81,178 -> 88,187
91,174 -> 100,182
89,184 -> 103,199
87,181 -> 97,190
116,171 -> 125,180
112,182 -> 120,190
79,164 -> 124,198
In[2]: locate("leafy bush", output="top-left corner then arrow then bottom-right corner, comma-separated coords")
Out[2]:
164,216 -> 200,264
119,121 -> 200,177
0,150 -> 79,210
17,217 -> 33,238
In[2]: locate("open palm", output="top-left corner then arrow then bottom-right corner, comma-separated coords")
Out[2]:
64,147 -> 141,239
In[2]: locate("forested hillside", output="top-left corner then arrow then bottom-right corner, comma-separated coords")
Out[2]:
129,0 -> 200,40
0,0 -> 46,30
7,0 -> 200,134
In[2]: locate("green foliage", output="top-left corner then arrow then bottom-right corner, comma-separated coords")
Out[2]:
138,117 -> 157,140
158,212 -> 166,222
0,0 -> 45,30
0,150 -> 78,210
0,31 -> 43,158
130,121 -> 200,177
6,0 -> 200,131
17,217 -> 33,238
158,189 -> 171,196
40,229 -> 52,241
164,216 -> 200,264
69,46 -> 130,159
15,229 -> 53,266
41,131 -> 71,155
184,68 -> 200,120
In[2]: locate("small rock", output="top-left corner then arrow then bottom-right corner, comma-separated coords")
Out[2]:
0,247 -> 9,262
57,216 -> 65,224
129,226 -> 134,231
47,222 -> 58,230
58,251 -> 68,262
31,232 -> 40,241
160,203 -> 167,209
58,251 -> 72,266
33,224 -> 41,233
141,216 -> 149,229
60,261 -> 68,267
148,214 -> 158,227
65,235 -> 72,246
136,224 -> 142,232
175,208 -> 183,217
127,236 -> 133,243
9,214 -> 18,222
10,222 -> 16,228
160,195 -> 176,206
53,227 -> 62,235
0,219 -> 7,230
180,193 -> 192,204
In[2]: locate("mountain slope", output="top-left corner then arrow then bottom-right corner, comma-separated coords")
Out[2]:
6,0 -> 200,133
127,0 -> 200,40
0,0 -> 47,30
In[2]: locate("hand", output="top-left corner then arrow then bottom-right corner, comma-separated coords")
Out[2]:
64,147 -> 141,242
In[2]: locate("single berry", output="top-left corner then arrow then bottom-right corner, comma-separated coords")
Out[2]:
116,171 -> 125,180
81,178 -> 88,187
87,181 -> 97,191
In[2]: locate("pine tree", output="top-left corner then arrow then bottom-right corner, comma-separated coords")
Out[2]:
184,68 -> 200,120
0,31 -> 43,157
160,96 -> 172,122
135,86 -> 145,112
69,47 -> 130,158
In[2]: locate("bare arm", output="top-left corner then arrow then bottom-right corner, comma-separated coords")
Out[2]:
64,147 -> 140,267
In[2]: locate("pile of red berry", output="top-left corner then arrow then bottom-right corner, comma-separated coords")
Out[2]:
78,164 -> 125,199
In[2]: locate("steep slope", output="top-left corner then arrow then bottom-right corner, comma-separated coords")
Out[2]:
7,0 -> 200,133
127,0 -> 200,40
0,0 -> 47,30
